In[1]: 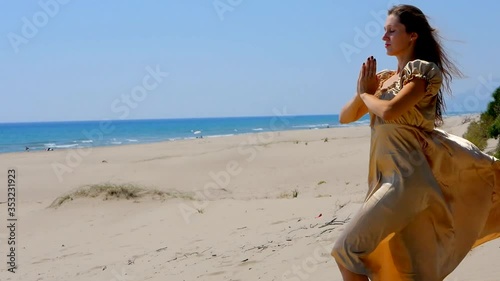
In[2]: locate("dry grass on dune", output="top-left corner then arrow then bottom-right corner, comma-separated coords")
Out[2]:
48,183 -> 194,208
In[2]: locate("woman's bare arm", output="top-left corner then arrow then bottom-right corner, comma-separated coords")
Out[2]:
359,78 -> 427,120
339,93 -> 369,124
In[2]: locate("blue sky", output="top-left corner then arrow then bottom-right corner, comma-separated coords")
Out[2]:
1,0 -> 499,122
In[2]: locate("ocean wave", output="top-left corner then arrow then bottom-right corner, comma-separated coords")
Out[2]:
353,119 -> 371,125
252,128 -> 264,131
292,123 -> 330,128
81,140 -> 93,143
53,144 -> 79,148
110,141 -> 122,145
44,143 -> 56,147
127,139 -> 138,142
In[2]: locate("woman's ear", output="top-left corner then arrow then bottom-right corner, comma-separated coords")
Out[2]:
410,32 -> 418,41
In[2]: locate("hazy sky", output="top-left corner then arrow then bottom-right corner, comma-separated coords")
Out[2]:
1,0 -> 499,122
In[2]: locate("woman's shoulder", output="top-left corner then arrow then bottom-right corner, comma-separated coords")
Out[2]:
403,59 -> 442,77
401,59 -> 443,94
402,59 -> 442,79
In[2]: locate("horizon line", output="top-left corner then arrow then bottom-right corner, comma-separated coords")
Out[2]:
0,113 -> 343,125
0,111 -> 481,125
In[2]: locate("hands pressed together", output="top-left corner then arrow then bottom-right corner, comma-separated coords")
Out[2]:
357,56 -> 379,96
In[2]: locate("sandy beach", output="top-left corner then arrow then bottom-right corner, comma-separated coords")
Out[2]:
1,114 -> 499,281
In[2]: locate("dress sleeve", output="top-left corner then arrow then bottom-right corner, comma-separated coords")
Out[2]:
400,59 -> 443,96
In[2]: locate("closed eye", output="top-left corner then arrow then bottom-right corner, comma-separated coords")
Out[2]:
383,26 -> 396,33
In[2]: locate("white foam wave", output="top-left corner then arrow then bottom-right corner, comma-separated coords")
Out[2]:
252,128 -> 263,131
54,144 -> 79,148
292,123 -> 330,128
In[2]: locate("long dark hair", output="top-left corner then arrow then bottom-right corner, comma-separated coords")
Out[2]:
388,4 -> 463,126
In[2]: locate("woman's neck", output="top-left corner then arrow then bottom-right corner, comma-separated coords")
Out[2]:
396,52 -> 416,74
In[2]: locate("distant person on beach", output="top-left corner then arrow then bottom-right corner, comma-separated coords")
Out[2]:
25,146 -> 29,152
331,4 -> 500,280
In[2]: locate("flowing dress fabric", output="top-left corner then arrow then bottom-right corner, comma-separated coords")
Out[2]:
331,59 -> 500,281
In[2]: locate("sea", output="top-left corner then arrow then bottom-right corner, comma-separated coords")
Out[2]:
0,113 -> 470,154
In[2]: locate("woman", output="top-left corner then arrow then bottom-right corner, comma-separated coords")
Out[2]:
331,4 -> 500,281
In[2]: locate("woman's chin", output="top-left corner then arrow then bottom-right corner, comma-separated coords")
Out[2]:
385,49 -> 396,56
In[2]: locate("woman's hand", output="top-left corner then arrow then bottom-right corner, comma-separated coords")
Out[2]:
357,56 -> 379,95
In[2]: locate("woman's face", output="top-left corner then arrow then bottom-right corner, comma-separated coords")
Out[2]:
382,14 -> 415,56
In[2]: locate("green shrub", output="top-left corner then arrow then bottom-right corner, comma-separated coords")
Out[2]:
463,120 -> 488,150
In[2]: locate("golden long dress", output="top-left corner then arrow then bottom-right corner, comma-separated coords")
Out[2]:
331,59 -> 500,281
